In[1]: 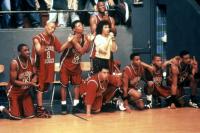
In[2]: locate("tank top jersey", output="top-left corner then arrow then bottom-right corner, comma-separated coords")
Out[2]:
166,63 -> 192,86
152,66 -> 163,86
60,35 -> 85,74
8,57 -> 34,92
88,75 -> 107,96
32,33 -> 62,85
123,64 -> 144,88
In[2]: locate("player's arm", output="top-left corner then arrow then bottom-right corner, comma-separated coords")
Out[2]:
110,17 -> 117,35
60,35 -> 74,52
33,38 -> 43,55
162,56 -> 180,68
89,16 -> 97,35
110,33 -> 117,52
171,64 -> 179,95
141,62 -> 154,73
85,81 -> 98,116
191,56 -> 198,76
10,60 -> 37,88
122,70 -> 130,108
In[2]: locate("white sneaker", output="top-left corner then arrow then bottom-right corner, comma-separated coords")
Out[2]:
146,95 -> 153,109
189,100 -> 199,108
116,98 -> 126,111
0,105 -> 5,112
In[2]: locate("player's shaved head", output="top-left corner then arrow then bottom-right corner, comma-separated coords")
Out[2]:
45,22 -> 56,35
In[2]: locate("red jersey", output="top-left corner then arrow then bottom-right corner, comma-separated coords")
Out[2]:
32,33 -> 61,88
123,64 -> 144,88
8,57 -> 34,92
95,14 -> 113,26
60,34 -> 89,74
84,74 -> 120,105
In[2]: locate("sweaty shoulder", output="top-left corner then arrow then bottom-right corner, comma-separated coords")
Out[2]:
10,59 -> 19,70
33,34 -> 41,42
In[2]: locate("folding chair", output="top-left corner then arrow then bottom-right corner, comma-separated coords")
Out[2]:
50,63 -> 60,107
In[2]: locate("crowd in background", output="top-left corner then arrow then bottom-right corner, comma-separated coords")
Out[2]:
0,0 -> 132,28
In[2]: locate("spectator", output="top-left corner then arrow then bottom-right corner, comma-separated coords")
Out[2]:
47,0 -> 68,27
0,0 -> 11,28
12,0 -> 41,28
92,20 -> 117,74
68,0 -> 80,24
107,0 -> 131,25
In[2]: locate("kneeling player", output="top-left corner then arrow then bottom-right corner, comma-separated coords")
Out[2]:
0,44 -> 38,120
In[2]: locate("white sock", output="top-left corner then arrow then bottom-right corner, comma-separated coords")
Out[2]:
0,105 -> 5,112
61,101 -> 67,105
147,95 -> 152,102
73,99 -> 79,106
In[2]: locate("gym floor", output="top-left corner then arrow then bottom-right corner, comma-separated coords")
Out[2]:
1,107 -> 200,133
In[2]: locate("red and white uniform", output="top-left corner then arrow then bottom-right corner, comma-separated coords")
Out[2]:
7,57 -> 35,119
32,33 -> 62,91
123,64 -> 144,92
60,35 -> 90,86
79,74 -> 121,111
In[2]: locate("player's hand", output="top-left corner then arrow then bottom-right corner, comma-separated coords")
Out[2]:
87,33 -> 95,42
108,0 -> 115,6
125,105 -> 132,113
170,56 -> 180,65
27,82 -> 39,87
67,34 -> 74,42
191,56 -> 198,66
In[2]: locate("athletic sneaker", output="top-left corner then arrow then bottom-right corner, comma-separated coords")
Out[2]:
36,106 -> 51,118
189,100 -> 199,108
61,104 -> 67,115
116,97 -> 126,111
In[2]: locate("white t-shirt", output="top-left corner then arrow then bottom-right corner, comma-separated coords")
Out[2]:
94,34 -> 117,59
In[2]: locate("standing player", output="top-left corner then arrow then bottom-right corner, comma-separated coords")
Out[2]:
122,53 -> 146,112
32,22 -> 72,118
59,20 -> 91,114
0,44 -> 38,120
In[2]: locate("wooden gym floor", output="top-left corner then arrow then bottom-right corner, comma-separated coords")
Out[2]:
0,107 -> 200,133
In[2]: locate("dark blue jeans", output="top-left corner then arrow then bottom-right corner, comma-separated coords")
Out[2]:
11,0 -> 41,27
0,0 -> 11,28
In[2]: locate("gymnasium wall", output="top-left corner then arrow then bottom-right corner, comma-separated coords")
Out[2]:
0,26 -> 133,82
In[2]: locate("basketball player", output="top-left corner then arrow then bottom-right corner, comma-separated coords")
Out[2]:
0,44 -> 38,120
79,66 -> 122,116
32,22 -> 72,118
59,20 -> 91,114
141,55 -> 174,108
122,53 -> 146,112
167,50 -> 199,109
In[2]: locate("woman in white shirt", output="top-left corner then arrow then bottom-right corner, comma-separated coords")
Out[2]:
92,20 -> 118,74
